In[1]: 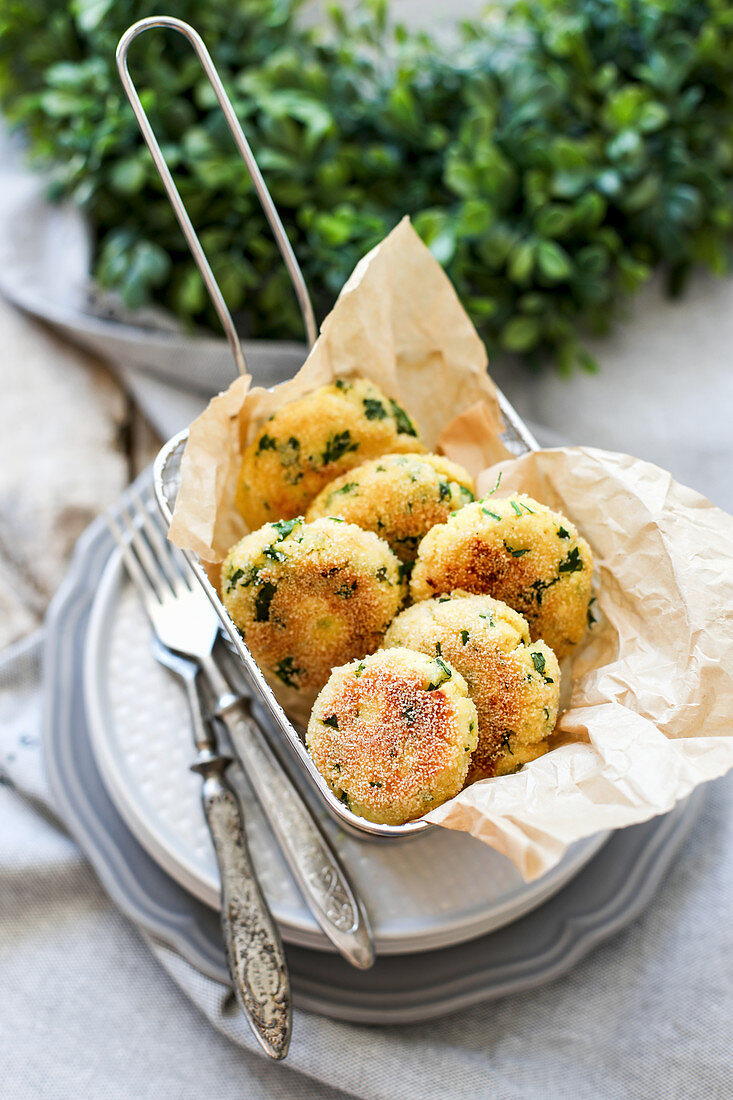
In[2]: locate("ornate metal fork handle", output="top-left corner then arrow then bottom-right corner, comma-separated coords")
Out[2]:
196,752 -> 290,1056
109,511 -> 292,1060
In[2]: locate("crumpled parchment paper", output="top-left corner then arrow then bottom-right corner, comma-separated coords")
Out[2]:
169,217 -> 733,880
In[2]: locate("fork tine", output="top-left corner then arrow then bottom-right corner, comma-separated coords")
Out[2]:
128,486 -> 187,594
117,501 -> 171,603
106,512 -> 163,616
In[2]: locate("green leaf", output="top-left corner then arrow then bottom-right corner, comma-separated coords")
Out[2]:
71,0 -> 115,33
507,241 -> 534,284
110,159 -> 146,195
536,241 -> 573,282
500,316 -> 541,353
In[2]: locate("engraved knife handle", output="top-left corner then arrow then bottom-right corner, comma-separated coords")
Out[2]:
195,753 -> 291,1058
223,704 -> 374,970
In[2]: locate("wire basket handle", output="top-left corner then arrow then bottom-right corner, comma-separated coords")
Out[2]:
116,16 -> 318,376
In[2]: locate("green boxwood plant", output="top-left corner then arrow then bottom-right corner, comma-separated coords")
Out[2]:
1,0 -> 732,371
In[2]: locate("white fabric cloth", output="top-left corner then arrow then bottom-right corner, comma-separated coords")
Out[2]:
1,552 -> 732,1100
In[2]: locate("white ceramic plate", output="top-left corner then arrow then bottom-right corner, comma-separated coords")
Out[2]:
84,545 -> 609,955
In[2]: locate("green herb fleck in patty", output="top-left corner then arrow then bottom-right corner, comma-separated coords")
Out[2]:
274,656 -> 305,688
322,430 -> 359,466
257,433 -> 277,454
559,547 -> 583,573
363,397 -> 387,420
388,398 -> 418,437
531,651 -> 546,675
254,582 -> 277,622
427,656 -> 452,691
504,541 -> 530,557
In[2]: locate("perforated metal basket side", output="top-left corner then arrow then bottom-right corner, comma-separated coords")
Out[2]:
153,432 -> 434,839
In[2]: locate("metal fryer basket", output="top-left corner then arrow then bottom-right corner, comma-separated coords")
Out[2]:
122,15 -> 539,838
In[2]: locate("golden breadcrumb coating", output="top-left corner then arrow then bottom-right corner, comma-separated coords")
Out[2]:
383,592 -> 560,781
307,647 -> 478,825
221,516 -> 405,695
236,378 -> 425,528
410,493 -> 593,658
305,452 -> 475,565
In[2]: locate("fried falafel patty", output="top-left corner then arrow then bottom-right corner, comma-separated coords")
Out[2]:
221,516 -> 405,695
305,453 -> 475,565
410,494 -> 593,658
307,647 -> 478,824
236,378 -> 425,528
383,593 -> 560,781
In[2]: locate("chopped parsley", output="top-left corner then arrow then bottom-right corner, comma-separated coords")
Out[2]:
427,657 -> 452,691
435,641 -> 442,656
354,662 -> 366,677
331,482 -> 358,496
486,471 -> 503,496
279,436 -> 300,462
225,567 -> 247,592
335,580 -> 357,599
369,780 -> 383,789
439,481 -> 452,502
587,597 -> 598,627
256,433 -> 277,453
504,541 -> 530,557
375,565 -> 391,585
479,612 -> 496,626
460,629 -> 469,645
272,517 -> 301,539
459,485 -> 475,502
388,398 -> 419,437
531,650 -> 555,684
500,731 -> 514,755
363,397 -> 387,420
557,526 -> 570,539
559,547 -> 584,573
274,656 -> 305,688
254,582 -> 277,622
262,545 -> 287,562
529,577 -> 558,605
334,378 -> 349,390
322,430 -> 359,465
322,715 -> 340,729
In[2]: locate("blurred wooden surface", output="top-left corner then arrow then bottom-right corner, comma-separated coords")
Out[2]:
0,296 -> 159,649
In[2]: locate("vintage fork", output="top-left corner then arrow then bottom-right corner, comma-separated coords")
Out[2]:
108,489 -> 375,969
107,492 -> 291,1060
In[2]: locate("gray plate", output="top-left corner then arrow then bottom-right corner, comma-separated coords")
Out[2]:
43,502 -> 704,1024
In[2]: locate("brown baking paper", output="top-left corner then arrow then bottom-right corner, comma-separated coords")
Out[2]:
169,217 -> 733,880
